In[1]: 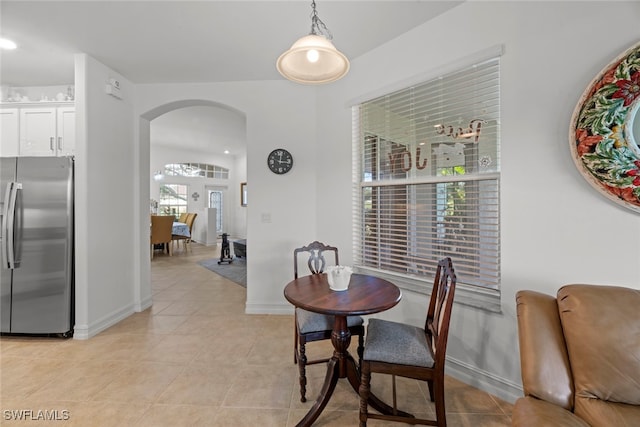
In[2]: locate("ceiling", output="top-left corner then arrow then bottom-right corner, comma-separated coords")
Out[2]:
0,0 -> 462,86
0,1 -> 462,157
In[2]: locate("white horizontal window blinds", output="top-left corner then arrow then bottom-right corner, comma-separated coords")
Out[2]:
353,57 -> 501,306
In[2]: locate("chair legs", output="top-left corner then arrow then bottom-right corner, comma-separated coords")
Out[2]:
433,377 -> 446,426
294,324 -> 299,364
150,242 -> 172,259
294,327 -> 364,404
359,362 -> 371,427
427,379 -> 435,401
297,339 -> 308,402
172,237 -> 192,253
357,333 -> 364,367
359,365 -> 447,427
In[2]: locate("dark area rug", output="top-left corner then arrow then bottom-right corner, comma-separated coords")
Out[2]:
197,257 -> 246,288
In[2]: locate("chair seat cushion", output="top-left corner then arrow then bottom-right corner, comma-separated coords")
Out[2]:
363,318 -> 434,368
296,308 -> 363,334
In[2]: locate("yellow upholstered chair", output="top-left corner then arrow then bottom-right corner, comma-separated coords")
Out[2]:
150,215 -> 174,259
172,212 -> 197,252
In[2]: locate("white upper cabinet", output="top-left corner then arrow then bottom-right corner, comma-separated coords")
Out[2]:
0,108 -> 19,157
57,107 -> 75,156
16,105 -> 75,157
19,107 -> 57,156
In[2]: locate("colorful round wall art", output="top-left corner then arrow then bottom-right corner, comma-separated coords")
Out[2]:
570,41 -> 640,213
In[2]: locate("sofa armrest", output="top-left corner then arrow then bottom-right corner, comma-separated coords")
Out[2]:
516,290 -> 574,410
512,397 -> 590,427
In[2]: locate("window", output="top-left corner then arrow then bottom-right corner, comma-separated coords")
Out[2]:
159,184 -> 188,219
209,190 -> 224,233
164,163 -> 229,179
353,55 -> 501,311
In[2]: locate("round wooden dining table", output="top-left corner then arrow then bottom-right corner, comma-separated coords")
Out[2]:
284,272 -> 407,427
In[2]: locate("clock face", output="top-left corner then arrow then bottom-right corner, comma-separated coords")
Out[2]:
267,149 -> 293,174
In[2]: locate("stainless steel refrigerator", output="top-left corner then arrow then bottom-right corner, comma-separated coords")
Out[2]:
1,156 -> 74,336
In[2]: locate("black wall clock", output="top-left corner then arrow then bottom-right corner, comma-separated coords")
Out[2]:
267,148 -> 294,174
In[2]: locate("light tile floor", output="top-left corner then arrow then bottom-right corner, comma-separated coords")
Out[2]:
0,242 -> 513,426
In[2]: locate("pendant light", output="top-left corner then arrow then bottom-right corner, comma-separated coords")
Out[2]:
277,0 -> 349,85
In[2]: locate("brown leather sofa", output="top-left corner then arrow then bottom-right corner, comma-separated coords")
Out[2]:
513,284 -> 640,427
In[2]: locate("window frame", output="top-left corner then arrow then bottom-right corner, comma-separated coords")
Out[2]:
158,183 -> 189,220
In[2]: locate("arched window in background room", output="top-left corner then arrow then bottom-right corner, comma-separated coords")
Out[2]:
164,162 -> 229,179
209,190 -> 223,233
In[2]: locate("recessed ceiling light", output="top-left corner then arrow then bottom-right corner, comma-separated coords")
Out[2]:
224,150 -> 230,154
0,38 -> 17,50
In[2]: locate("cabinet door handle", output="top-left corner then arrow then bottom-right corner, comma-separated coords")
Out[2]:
50,137 -> 54,151
57,137 -> 62,150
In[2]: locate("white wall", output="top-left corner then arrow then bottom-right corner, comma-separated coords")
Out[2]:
232,152 -> 248,238
74,54 -> 137,339
315,1 -> 640,402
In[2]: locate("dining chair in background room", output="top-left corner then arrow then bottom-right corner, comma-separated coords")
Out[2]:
178,212 -> 188,223
292,241 -> 365,402
150,215 -> 174,259
172,212 -> 197,252
186,213 -> 196,235
359,257 -> 457,427
172,213 -> 198,251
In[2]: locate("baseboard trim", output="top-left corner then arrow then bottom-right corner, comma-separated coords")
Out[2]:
245,302 -> 293,315
134,295 -> 153,312
73,303 -> 135,340
446,356 -> 522,404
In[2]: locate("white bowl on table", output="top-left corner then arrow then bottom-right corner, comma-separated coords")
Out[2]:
326,266 -> 353,291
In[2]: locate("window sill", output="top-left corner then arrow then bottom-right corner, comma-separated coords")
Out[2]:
354,266 -> 502,314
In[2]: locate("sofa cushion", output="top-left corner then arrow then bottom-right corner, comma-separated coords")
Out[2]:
512,397 -> 590,427
574,397 -> 640,427
557,284 -> 640,419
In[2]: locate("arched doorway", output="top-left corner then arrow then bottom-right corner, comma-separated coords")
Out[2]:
137,100 -> 247,307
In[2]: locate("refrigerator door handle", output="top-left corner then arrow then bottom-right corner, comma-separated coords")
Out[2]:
2,182 -> 20,269
1,183 -> 9,267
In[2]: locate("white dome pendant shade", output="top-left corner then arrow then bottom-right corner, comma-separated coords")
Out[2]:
276,0 -> 350,85
277,34 -> 349,84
